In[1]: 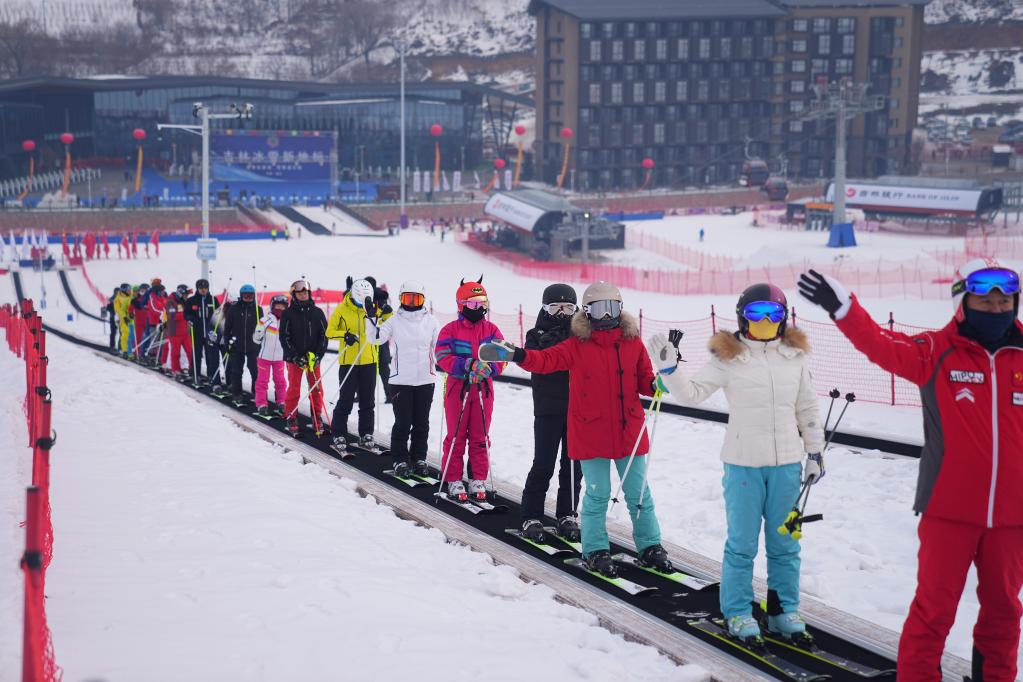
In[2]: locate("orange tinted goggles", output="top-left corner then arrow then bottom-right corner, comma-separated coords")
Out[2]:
400,292 -> 425,307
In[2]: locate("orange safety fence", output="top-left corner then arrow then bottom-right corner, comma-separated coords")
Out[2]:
1,300 -> 61,682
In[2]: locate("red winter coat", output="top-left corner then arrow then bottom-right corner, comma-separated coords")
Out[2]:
164,295 -> 189,338
148,292 -> 166,327
836,297 -> 1023,528
519,311 -> 655,461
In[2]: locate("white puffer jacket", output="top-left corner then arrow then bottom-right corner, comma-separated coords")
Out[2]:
661,328 -> 825,467
253,314 -> 284,362
370,307 -> 440,386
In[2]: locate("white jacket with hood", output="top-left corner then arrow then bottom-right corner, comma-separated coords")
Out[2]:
660,328 -> 825,467
253,313 -> 284,362
370,307 -> 441,386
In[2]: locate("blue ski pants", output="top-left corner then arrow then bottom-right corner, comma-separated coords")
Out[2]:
580,456 -> 661,557
721,462 -> 803,619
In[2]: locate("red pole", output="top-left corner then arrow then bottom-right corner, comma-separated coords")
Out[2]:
710,304 -> 717,333
518,304 -> 524,347
888,312 -> 896,405
22,486 -> 42,682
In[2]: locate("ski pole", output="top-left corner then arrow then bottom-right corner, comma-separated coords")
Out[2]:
285,353 -> 341,420
322,337 -> 370,408
305,352 -> 323,435
823,392 -> 856,452
635,390 -> 665,519
823,388 -> 840,435
610,392 -> 663,511
190,324 -> 199,385
436,379 -> 471,500
477,383 -> 495,494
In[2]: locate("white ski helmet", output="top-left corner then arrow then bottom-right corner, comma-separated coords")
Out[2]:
581,281 -> 623,305
952,258 -> 1020,321
400,280 -> 426,297
350,278 -> 374,307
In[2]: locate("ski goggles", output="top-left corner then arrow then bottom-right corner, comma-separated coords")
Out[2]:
582,299 -> 623,320
953,268 -> 1021,297
459,298 -> 488,310
543,302 -> 578,316
240,293 -> 255,301
400,292 -> 425,307
291,280 -> 310,292
742,300 -> 787,323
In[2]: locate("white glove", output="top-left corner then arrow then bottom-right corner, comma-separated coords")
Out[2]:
804,452 -> 825,485
645,333 -> 678,374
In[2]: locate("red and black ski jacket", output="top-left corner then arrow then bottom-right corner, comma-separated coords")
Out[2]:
836,297 -> 1023,528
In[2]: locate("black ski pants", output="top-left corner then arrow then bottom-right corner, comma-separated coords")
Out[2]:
378,344 -> 393,401
226,349 -> 258,394
191,335 -> 221,383
520,413 -> 581,522
333,363 -> 376,438
389,383 -> 434,467
108,318 -> 117,350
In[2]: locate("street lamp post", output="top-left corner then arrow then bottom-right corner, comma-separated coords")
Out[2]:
394,37 -> 408,230
158,102 -> 253,282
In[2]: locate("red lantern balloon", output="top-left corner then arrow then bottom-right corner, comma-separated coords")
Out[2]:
430,124 -> 443,137
560,127 -> 574,139
60,133 -> 74,145
514,125 -> 526,136
22,139 -> 35,153
493,158 -> 507,170
642,157 -> 655,170
132,128 -> 146,141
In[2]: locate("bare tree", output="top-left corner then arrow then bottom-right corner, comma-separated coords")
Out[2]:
0,19 -> 57,78
343,0 -> 396,65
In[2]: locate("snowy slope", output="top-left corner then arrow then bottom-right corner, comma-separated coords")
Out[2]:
925,0 -> 1023,24
922,48 -> 1023,95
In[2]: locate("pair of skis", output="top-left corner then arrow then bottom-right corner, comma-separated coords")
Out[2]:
433,491 -> 509,515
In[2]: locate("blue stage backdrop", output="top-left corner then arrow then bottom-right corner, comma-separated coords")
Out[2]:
211,130 -> 335,183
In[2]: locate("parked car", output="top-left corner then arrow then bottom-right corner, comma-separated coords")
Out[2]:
987,116 -> 999,128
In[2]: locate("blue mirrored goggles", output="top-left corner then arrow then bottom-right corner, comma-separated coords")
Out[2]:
954,268 -> 1021,297
742,300 -> 787,323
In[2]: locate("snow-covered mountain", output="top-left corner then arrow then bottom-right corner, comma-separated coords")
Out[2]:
925,0 -> 1023,24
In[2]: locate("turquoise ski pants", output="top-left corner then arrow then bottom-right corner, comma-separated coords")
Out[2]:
721,462 -> 803,619
580,457 -> 661,557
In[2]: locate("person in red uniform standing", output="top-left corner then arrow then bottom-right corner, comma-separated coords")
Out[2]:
147,281 -> 168,365
163,284 -> 194,375
798,259 -> 1023,682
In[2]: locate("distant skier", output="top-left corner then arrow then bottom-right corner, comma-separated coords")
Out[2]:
699,227 -> 705,242
279,279 -> 328,435
799,261 -> 1023,681
519,283 -> 582,544
252,294 -> 289,418
435,277 -> 505,502
479,281 -> 672,578
647,283 -> 824,646
223,284 -> 262,399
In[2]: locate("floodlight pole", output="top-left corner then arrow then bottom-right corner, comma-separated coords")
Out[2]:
394,37 -> 408,230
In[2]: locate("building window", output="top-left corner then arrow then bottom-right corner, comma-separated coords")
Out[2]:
720,37 -> 732,59
581,23 -> 593,39
654,81 -> 667,102
837,18 -> 855,33
818,35 -> 831,54
589,41 -> 602,61
676,80 -> 689,101
740,36 -> 753,58
654,123 -> 666,144
894,36 -> 903,48
603,22 -> 615,38
589,83 -> 602,104
611,82 -> 623,104
811,59 -> 829,74
762,36 -> 773,57
632,123 -> 645,144
791,60 -> 806,73
813,18 -> 831,33
890,98 -> 899,110
612,40 -> 624,61
587,125 -> 601,146
718,80 -> 731,99
895,57 -> 902,68
773,61 -> 785,75
789,120 -> 803,132
696,121 -> 709,143
895,17 -> 904,27
697,79 -> 709,100
646,21 -> 659,37
633,82 -> 645,103
738,79 -> 752,99
789,100 -> 805,113
625,22 -> 637,38
790,79 -> 806,93
634,39 -> 646,61
842,34 -> 855,55
792,39 -> 807,52
655,39 -> 667,60
835,58 -> 853,74
893,76 -> 901,88
609,124 -> 622,145
792,18 -> 808,32
698,38 -> 711,59
677,38 -> 689,58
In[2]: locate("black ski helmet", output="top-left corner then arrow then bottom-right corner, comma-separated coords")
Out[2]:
542,283 -> 577,306
736,283 -> 788,337
195,278 -> 210,289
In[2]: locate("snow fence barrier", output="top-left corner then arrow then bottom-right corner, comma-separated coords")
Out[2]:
1,300 -> 61,682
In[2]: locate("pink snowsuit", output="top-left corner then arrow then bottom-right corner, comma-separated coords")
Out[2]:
253,311 -> 287,408
434,316 -> 505,482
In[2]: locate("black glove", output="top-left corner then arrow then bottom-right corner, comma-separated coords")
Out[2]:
797,269 -> 842,315
380,304 -> 393,316
343,332 -> 359,347
295,355 -> 308,369
364,297 -> 377,317
668,329 -> 684,362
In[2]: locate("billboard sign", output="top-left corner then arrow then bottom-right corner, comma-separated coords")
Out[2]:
826,182 -> 982,214
484,193 -> 548,232
211,130 -> 334,182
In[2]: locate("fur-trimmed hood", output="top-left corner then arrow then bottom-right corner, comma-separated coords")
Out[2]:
708,327 -> 810,362
570,310 -> 640,341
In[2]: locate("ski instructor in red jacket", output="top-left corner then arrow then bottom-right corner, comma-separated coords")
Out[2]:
799,258 -> 1023,681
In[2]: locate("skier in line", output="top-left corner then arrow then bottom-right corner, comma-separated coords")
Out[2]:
184,278 -> 220,384
224,284 -> 262,400
326,277 -> 391,451
163,284 -> 194,376
113,282 -> 133,357
519,283 -> 582,543
435,277 -> 505,501
130,282 -> 151,356
799,261 -> 1023,681
646,283 -> 824,645
368,281 -> 440,477
147,282 -> 168,365
366,278 -> 395,402
105,287 -> 119,352
279,279 -> 328,435
252,294 -> 289,418
479,281 -> 672,577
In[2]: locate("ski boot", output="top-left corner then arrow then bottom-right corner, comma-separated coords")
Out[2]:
318,422 -> 331,438
584,550 -> 619,578
331,436 -> 348,454
287,418 -> 300,436
521,519 -> 546,543
467,479 -> 487,502
726,615 -> 763,646
766,613 -> 813,647
556,515 -> 581,542
257,405 -> 272,419
271,402 -> 285,416
412,460 -> 430,478
637,544 -> 674,573
447,480 -> 468,502
393,461 -> 410,478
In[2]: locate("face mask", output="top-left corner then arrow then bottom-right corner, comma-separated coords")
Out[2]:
401,303 -> 424,312
964,307 -> 1016,343
462,306 -> 486,323
589,314 -> 621,331
271,306 -> 285,319
747,319 -> 781,340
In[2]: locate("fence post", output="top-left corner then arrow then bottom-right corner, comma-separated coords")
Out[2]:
710,304 -> 717,333
518,304 -> 524,347
638,308 -> 643,337
22,486 -> 41,682
791,306 -> 797,328
888,312 -> 896,405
